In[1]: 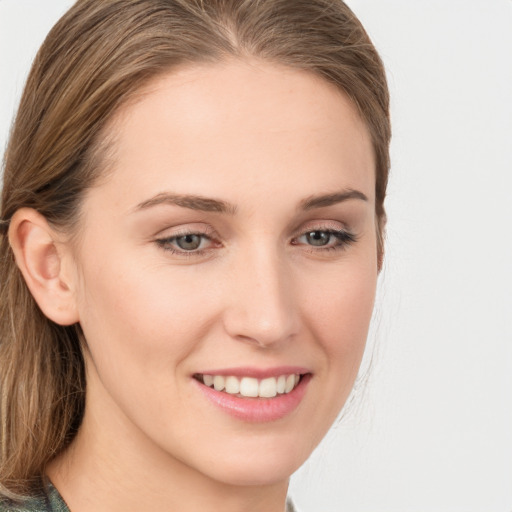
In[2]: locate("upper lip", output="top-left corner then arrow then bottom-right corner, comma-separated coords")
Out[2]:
194,366 -> 310,379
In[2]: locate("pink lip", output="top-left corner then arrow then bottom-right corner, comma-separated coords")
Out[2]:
194,372 -> 311,423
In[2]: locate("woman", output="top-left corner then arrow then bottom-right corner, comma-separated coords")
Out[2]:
0,0 -> 390,510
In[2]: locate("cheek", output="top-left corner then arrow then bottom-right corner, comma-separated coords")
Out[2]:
300,255 -> 377,421
305,258 -> 377,348
74,245 -> 217,380
287,257 -> 377,451
74,249 -> 220,441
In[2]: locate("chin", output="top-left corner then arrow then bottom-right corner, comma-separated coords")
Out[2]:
209,457 -> 301,488
190,431 -> 314,488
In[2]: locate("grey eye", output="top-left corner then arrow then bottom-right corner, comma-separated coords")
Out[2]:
175,234 -> 203,251
305,231 -> 332,246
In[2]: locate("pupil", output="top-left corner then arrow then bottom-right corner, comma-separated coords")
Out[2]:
177,234 -> 201,250
307,231 -> 330,246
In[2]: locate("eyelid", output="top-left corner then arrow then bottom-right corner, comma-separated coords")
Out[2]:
154,222 -> 217,239
291,219 -> 349,239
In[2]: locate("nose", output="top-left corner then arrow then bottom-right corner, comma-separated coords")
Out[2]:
222,245 -> 300,348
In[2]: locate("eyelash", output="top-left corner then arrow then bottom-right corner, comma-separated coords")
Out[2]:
155,229 -> 217,257
155,227 -> 357,257
292,228 -> 357,252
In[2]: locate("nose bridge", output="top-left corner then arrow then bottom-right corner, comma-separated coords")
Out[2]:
223,241 -> 298,347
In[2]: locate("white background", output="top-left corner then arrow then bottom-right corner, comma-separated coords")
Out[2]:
1,1 -> 511,511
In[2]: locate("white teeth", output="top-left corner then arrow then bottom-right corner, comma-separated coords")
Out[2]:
284,374 -> 295,393
276,375 -> 286,394
201,373 -> 302,398
225,376 -> 240,394
259,377 -> 277,398
213,375 -> 225,391
240,377 -> 259,397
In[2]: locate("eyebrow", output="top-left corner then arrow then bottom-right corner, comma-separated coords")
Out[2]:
134,192 -> 237,215
299,189 -> 368,210
134,188 -> 368,215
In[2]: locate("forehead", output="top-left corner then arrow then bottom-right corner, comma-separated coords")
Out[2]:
92,59 -> 375,212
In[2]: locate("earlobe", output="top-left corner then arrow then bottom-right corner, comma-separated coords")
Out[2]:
8,208 -> 80,326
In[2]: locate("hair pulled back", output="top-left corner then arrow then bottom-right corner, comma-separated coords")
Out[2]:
0,0 -> 390,498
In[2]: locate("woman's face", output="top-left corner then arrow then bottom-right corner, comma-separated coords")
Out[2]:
70,60 -> 378,486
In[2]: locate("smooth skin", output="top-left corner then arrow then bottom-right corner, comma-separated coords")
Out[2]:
10,59 -> 378,512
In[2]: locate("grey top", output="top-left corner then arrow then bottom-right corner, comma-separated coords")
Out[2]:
0,483 -> 69,512
0,483 -> 297,511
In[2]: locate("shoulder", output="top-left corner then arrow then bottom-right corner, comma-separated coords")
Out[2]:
0,496 -> 49,512
0,483 -> 69,512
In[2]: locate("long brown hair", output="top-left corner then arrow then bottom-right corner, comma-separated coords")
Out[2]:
0,0 -> 390,498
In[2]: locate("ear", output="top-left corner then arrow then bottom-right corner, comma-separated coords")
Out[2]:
8,208 -> 79,326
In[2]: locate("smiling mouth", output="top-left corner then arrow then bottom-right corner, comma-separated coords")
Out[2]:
194,373 -> 303,398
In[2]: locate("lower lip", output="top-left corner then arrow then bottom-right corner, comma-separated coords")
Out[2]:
194,374 -> 311,423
